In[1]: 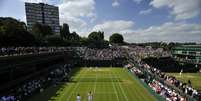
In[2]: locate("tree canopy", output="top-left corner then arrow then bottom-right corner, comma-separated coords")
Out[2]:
31,23 -> 54,41
0,17 -> 125,47
0,17 -> 35,46
88,31 -> 104,41
87,31 -> 108,48
60,23 -> 70,39
109,33 -> 124,44
46,35 -> 64,46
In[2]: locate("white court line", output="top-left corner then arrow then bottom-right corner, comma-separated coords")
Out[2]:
93,72 -> 98,93
66,68 -> 88,101
59,69 -> 85,101
72,75 -> 112,78
110,71 -> 120,101
112,69 -> 129,101
91,70 -> 98,101
71,92 -> 117,94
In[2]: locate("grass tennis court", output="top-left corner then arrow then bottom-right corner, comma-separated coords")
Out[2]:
28,67 -> 156,101
167,73 -> 201,91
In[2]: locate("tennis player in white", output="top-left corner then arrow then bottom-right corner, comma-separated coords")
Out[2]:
76,94 -> 81,101
88,91 -> 93,101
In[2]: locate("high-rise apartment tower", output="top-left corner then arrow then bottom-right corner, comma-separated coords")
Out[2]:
25,2 -> 60,34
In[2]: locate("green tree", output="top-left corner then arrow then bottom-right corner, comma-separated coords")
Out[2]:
0,17 -> 35,46
60,23 -> 70,39
31,23 -> 54,43
87,31 -> 108,48
168,42 -> 176,50
79,37 -> 89,46
42,24 -> 53,37
70,32 -> 80,41
31,23 -> 42,40
0,28 -> 5,46
109,33 -> 124,44
88,31 -> 104,41
46,35 -> 64,46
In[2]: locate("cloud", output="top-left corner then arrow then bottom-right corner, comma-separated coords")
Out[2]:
112,0 -> 120,7
21,0 -> 50,3
59,0 -> 95,18
92,20 -> 134,39
60,16 -> 87,32
58,0 -> 96,35
21,16 -> 26,23
139,9 -> 152,15
150,0 -> 201,20
125,22 -> 201,43
132,0 -> 143,4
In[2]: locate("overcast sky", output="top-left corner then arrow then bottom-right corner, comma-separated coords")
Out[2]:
0,0 -> 201,43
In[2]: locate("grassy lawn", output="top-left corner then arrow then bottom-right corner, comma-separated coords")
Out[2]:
167,73 -> 201,91
28,67 -> 156,101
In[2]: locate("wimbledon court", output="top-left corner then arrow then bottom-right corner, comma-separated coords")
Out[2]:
29,67 -> 157,101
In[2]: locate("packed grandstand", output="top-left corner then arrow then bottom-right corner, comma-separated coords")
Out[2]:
0,45 -> 200,101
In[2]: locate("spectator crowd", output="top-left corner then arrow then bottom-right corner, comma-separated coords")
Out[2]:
0,64 -> 72,101
67,46 -> 128,60
0,45 -> 198,101
126,45 -> 170,61
83,46 -> 128,60
128,61 -> 201,101
0,47 -> 69,57
0,45 -> 170,60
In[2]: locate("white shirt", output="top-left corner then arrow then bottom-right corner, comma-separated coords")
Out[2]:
77,96 -> 81,101
88,93 -> 93,101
